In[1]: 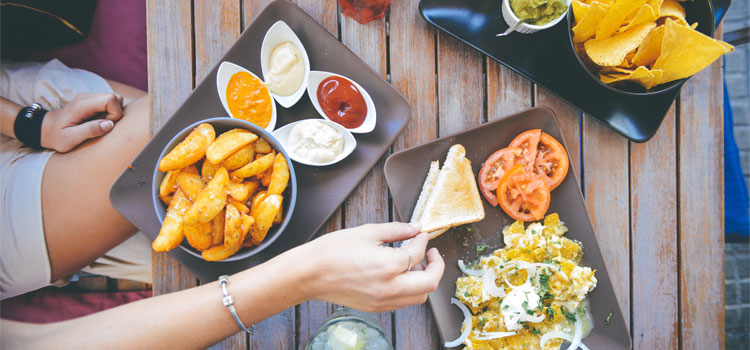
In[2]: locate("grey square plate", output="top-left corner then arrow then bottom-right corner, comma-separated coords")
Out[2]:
109,0 -> 410,282
385,107 -> 631,349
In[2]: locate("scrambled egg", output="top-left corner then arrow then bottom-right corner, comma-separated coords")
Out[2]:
454,214 -> 597,350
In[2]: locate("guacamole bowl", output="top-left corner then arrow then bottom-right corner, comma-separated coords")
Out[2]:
501,0 -> 571,34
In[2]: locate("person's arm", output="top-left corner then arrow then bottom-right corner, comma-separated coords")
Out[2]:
0,93 -> 125,152
1,222 -> 444,349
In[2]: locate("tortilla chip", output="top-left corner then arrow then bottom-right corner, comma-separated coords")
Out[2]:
572,1 -> 609,42
619,4 -> 659,32
659,0 -> 688,25
586,21 -> 657,66
690,22 -> 698,29
596,0 -> 648,40
653,19 -> 735,84
649,69 -> 664,88
647,0 -> 664,13
572,1 -> 590,25
599,66 -> 656,87
632,25 -> 665,66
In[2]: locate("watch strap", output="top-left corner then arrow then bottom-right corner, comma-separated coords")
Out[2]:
14,103 -> 47,150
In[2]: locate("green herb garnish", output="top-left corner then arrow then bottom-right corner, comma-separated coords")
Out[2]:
476,244 -> 489,253
531,328 -> 541,335
561,308 -> 577,323
605,312 -> 613,325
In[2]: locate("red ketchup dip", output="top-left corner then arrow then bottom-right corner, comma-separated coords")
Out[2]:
316,76 -> 367,129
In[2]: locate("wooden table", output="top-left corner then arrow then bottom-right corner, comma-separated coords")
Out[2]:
146,0 -> 726,348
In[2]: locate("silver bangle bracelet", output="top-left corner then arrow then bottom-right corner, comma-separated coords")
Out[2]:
219,275 -> 254,334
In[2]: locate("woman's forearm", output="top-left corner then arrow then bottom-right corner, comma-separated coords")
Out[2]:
3,244 -> 316,350
0,97 -> 22,139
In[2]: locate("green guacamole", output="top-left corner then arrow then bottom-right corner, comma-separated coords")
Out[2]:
510,0 -> 567,26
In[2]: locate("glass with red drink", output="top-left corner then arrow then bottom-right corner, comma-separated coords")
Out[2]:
338,0 -> 392,24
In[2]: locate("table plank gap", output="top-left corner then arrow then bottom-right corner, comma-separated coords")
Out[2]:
630,104 -> 678,349
582,117 -> 631,327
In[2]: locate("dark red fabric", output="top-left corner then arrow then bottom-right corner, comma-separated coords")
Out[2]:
26,0 -> 148,91
1,289 -> 152,324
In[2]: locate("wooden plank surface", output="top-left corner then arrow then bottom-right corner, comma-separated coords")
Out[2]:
389,0 -> 440,348
146,0 -> 198,297
630,106 -> 678,349
678,46 -> 725,350
145,1 -> 727,349
582,117 -> 631,327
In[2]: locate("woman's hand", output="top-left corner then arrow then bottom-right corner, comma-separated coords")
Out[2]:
300,222 -> 445,312
41,93 -> 124,152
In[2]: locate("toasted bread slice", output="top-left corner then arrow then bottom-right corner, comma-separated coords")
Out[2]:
418,144 -> 485,235
410,161 -> 440,223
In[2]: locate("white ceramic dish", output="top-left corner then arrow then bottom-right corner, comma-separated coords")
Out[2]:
501,0 -> 570,34
306,70 -> 377,134
216,61 -> 278,132
260,21 -> 310,108
272,118 -> 357,167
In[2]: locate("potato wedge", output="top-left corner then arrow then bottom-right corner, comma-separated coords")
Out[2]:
260,168 -> 273,187
230,153 -> 275,179
159,169 -> 180,197
267,154 -> 289,196
225,211 -> 254,251
250,194 -> 282,245
254,138 -> 272,153
202,243 -> 241,261
274,207 -> 282,224
182,164 -> 200,175
223,204 -> 243,250
158,123 -> 215,171
176,173 -> 205,201
201,159 -> 220,182
245,180 -> 259,199
223,144 -> 255,171
185,167 -> 229,224
184,221 -> 212,251
230,199 -> 250,214
227,180 -> 251,202
211,209 -> 225,247
152,190 -> 190,252
251,190 -> 267,210
160,194 -> 172,205
206,129 -> 258,165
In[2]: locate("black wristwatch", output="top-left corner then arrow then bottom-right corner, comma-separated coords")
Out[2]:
14,102 -> 47,149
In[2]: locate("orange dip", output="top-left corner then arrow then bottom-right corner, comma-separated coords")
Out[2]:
226,71 -> 273,128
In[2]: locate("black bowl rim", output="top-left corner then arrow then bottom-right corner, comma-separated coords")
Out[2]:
151,117 -> 297,262
564,1 -> 714,96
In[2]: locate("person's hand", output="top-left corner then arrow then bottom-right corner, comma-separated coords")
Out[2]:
41,93 -> 124,152
301,222 -> 445,312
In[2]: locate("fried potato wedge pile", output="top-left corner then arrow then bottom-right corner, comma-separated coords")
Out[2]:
153,123 -> 290,261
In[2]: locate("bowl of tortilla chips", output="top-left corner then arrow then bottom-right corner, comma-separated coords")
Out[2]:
567,0 -> 733,94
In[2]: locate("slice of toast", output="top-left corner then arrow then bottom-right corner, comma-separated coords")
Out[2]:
418,144 -> 485,236
410,161 -> 440,223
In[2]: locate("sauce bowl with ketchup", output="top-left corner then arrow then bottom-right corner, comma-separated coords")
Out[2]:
307,71 -> 377,133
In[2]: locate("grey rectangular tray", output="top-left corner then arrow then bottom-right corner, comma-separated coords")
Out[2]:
109,0 -> 410,282
385,107 -> 631,349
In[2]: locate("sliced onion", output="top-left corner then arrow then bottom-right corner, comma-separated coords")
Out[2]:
445,298 -> 472,348
474,331 -> 516,341
515,311 -> 545,323
539,319 -> 590,350
458,259 -> 483,276
482,268 -> 506,298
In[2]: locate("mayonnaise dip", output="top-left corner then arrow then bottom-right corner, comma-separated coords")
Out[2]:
266,41 -> 304,96
288,120 -> 344,164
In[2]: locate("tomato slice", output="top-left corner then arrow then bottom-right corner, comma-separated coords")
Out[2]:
534,132 -> 569,190
508,129 -> 541,171
496,164 -> 550,221
477,147 -> 525,206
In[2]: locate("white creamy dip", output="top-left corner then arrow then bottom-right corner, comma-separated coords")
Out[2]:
288,120 -> 344,164
266,41 -> 304,96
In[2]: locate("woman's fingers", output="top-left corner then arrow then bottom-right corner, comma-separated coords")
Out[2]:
59,119 -> 115,153
366,222 -> 421,244
390,247 -> 445,296
71,93 -> 124,122
396,232 -> 429,271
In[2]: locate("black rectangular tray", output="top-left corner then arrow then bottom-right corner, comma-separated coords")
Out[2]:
109,0 -> 410,282
419,0 -> 725,142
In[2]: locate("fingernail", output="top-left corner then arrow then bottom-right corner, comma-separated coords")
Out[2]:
409,222 -> 421,230
100,120 -> 114,132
